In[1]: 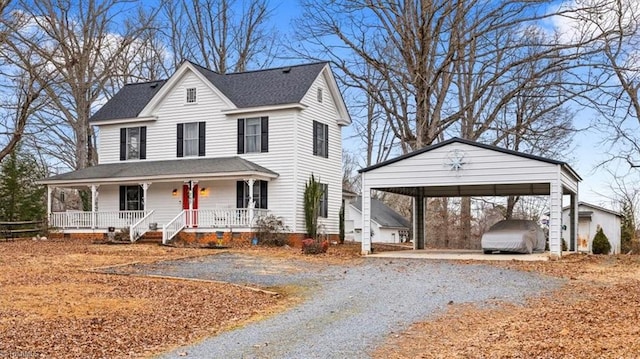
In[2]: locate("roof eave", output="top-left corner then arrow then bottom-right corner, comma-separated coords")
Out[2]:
38,170 -> 279,186
221,103 -> 307,115
89,116 -> 157,126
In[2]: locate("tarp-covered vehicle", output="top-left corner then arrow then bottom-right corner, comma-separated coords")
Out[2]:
481,220 -> 546,254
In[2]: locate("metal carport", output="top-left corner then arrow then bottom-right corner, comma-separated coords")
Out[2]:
359,138 -> 581,257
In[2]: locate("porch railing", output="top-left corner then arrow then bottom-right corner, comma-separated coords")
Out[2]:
187,208 -> 269,228
163,210 -> 186,244
129,210 -> 155,242
49,211 -> 149,230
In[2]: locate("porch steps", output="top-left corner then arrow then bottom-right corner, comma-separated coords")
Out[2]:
136,231 -> 163,243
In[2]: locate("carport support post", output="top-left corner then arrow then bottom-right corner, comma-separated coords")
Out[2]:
361,176 -> 372,254
549,180 -> 563,257
415,189 -> 425,250
569,193 -> 578,251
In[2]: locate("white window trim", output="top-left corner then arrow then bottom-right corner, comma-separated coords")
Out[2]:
183,122 -> 199,157
244,117 -> 262,153
126,127 -> 141,160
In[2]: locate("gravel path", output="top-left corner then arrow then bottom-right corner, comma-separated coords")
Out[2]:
110,253 -> 564,358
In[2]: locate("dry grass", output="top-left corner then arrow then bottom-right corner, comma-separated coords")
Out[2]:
0,239 -> 288,358
375,254 -> 640,359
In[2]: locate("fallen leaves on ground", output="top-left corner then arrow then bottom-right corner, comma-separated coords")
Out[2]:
0,239 -> 285,358
375,254 -> 640,359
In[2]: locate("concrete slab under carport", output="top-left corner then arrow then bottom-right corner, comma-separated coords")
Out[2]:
366,249 -> 551,261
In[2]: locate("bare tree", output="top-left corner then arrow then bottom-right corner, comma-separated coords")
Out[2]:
161,0 -> 278,73
1,0 -> 159,170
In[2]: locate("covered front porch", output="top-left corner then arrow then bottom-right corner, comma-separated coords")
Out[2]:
39,157 -> 279,243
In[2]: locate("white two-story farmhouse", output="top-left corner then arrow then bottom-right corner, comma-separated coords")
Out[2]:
41,61 -> 350,243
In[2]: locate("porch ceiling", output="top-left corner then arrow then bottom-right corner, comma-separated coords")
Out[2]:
39,156 -> 279,186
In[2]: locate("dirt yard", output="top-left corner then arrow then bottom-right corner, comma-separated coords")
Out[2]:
375,254 -> 640,358
0,239 -> 291,358
3,239 -> 639,358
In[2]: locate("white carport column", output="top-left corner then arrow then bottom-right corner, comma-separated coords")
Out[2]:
361,174 -> 372,254
569,192 -> 578,251
549,180 -> 563,257
90,185 -> 99,229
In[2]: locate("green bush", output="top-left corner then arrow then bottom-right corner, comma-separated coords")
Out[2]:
592,227 -> 611,255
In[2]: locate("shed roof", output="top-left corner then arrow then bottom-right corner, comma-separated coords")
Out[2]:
40,157 -> 278,185
563,202 -> 622,217
352,196 -> 410,229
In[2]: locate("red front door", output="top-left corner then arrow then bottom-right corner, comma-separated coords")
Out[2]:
182,183 -> 198,227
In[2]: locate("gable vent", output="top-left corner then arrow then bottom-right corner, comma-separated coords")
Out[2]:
282,67 -> 291,73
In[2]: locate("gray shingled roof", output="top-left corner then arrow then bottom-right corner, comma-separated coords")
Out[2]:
40,157 -> 278,184
192,62 -> 327,108
352,196 -> 410,229
90,61 -> 327,122
90,80 -> 167,122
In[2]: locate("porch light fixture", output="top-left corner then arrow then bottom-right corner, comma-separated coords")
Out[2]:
200,187 -> 207,195
172,188 -> 178,196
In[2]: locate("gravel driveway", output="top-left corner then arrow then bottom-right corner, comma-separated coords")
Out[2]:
110,253 -> 564,358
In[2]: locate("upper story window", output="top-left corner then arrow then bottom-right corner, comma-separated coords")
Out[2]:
313,121 -> 328,158
317,88 -> 323,103
119,126 -> 146,161
319,183 -> 328,218
237,117 -> 268,154
186,88 -> 197,103
177,122 -> 205,157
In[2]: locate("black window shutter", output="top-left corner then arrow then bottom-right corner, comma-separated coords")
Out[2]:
323,124 -> 329,158
236,181 -> 244,208
261,117 -> 268,153
119,186 -> 126,211
237,119 -> 245,154
176,123 -> 184,158
323,184 -> 328,217
119,128 -> 126,161
198,121 -> 206,156
260,181 -> 268,209
140,126 -> 147,160
312,121 -> 318,156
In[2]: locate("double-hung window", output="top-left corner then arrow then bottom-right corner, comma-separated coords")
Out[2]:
119,126 -> 146,160
236,180 -> 268,209
119,185 -> 144,211
313,121 -> 328,158
318,183 -> 328,218
237,117 -> 268,154
177,122 -> 206,157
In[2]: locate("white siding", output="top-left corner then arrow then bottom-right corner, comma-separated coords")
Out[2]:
562,204 -> 621,254
365,143 -> 560,189
294,69 -> 344,234
93,66 -> 347,235
346,204 -> 403,243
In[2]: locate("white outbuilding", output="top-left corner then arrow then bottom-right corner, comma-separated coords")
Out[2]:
562,202 -> 621,254
359,138 -> 581,257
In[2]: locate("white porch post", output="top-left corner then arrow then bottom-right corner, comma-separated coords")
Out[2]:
140,182 -> 150,210
47,186 -> 53,215
361,173 -> 372,254
90,185 -> 98,229
549,179 -> 563,258
247,179 -> 255,223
